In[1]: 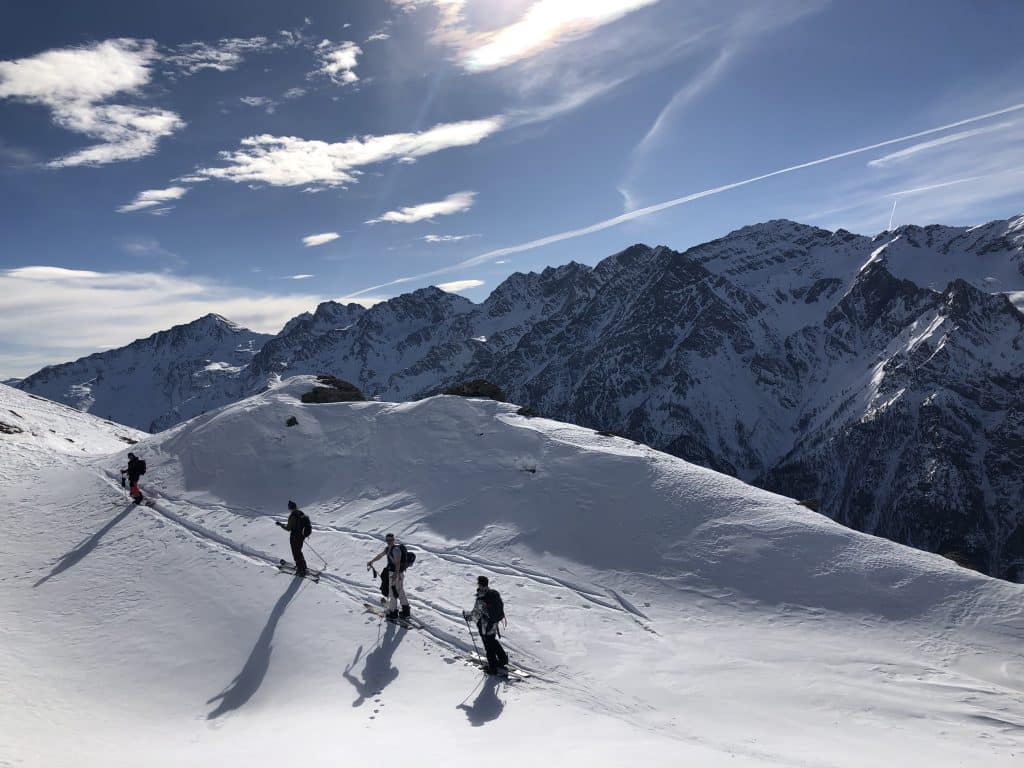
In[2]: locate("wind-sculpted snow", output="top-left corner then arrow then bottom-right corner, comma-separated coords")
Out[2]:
3,380 -> 1024,766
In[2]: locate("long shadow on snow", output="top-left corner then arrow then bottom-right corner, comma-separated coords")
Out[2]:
342,620 -> 407,706
206,577 -> 303,719
33,504 -> 135,588
457,675 -> 505,726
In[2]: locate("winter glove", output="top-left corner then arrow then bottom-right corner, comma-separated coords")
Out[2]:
275,521 -> 285,529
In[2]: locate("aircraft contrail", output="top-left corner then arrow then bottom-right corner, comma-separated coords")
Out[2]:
346,101 -> 1024,299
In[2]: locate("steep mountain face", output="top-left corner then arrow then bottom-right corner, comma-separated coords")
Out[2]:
17,315 -> 271,432
17,214 -> 1024,577
246,215 -> 1024,577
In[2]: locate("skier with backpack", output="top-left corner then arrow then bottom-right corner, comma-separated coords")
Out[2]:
120,452 -> 147,504
464,575 -> 508,675
276,500 -> 312,577
367,533 -> 414,620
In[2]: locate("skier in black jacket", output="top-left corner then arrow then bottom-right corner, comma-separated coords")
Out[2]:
464,575 -> 508,675
121,452 -> 146,504
276,500 -> 311,576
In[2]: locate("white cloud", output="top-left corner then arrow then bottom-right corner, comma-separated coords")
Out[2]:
287,274 -> 315,279
0,39 -> 184,167
195,118 -> 502,188
422,234 -> 479,242
165,37 -> 275,75
436,279 -> 484,293
302,232 -> 340,247
867,122 -> 1016,167
367,191 -> 476,224
392,0 -> 659,71
467,0 -> 660,72
314,40 -> 362,85
283,87 -> 307,99
0,265 -> 384,377
239,95 -> 277,114
366,33 -> 391,42
117,185 -> 189,213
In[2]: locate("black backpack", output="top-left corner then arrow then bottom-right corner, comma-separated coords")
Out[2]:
300,513 -> 312,538
400,544 -> 416,570
138,459 -> 147,475
483,589 -> 505,624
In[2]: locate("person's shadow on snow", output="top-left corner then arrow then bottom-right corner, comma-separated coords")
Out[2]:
33,505 -> 135,587
342,620 -> 406,707
457,675 -> 505,726
206,577 -> 303,719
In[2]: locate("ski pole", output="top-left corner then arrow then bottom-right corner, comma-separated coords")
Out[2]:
463,612 -> 481,658
306,542 -> 328,570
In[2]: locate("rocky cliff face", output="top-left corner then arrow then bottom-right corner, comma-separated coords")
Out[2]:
19,214 -> 1024,577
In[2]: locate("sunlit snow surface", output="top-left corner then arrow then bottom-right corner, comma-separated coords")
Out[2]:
1,379 -> 1022,767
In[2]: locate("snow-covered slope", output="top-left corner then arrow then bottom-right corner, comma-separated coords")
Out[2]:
16,314 -> 271,432
3,378 -> 1022,767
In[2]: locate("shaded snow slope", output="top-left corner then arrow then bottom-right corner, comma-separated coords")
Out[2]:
3,377 -> 1022,767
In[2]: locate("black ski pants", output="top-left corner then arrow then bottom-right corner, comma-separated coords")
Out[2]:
481,632 -> 508,671
290,535 -> 307,573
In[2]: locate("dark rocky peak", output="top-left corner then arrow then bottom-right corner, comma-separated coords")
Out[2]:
826,259 -> 933,332
940,278 -> 1024,330
720,219 -> 836,247
361,286 -> 473,331
593,244 -> 655,277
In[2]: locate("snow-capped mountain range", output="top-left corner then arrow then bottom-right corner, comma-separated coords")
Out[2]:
16,214 -> 1024,578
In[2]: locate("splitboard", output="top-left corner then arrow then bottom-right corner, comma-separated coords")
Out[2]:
362,601 -> 421,629
278,559 -> 321,583
465,651 -> 531,680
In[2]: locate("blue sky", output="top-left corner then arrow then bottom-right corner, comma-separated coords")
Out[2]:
2,0 -> 1023,377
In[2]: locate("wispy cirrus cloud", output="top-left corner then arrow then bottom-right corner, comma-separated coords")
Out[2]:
0,38 -> 184,167
165,36 -> 277,75
194,119 -> 502,189
302,232 -> 340,247
117,185 -> 189,213
422,233 -> 480,242
239,95 -> 276,113
866,121 -> 1016,168
345,100 -> 1024,299
620,1 -> 827,209
392,0 -> 659,72
313,40 -> 362,85
287,274 -> 314,280
367,191 -> 476,224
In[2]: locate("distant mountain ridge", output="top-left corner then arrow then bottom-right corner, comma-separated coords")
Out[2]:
17,214 -> 1024,577
17,314 -> 271,432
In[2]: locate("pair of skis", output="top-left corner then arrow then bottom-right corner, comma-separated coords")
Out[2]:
362,600 -> 421,630
278,559 -> 321,583
360,602 -> 529,679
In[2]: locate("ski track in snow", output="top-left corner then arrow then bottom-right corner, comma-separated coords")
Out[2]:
7,380 -> 1024,767
101,471 -> 562,682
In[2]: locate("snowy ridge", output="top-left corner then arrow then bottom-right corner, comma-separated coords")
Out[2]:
14,213 -> 1024,577
2,378 -> 1023,766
